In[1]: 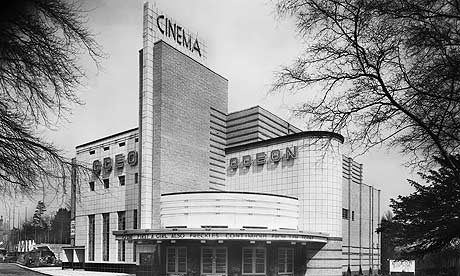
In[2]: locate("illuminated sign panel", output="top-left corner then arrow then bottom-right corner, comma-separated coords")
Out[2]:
229,146 -> 297,171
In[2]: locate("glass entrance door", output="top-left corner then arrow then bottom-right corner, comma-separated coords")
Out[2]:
201,247 -> 227,276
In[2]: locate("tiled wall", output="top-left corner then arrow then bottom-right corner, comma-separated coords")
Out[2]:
74,130 -> 139,263
226,136 -> 343,238
342,157 -> 381,274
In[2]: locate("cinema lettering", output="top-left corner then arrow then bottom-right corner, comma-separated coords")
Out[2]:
156,15 -> 202,57
92,151 -> 138,176
229,146 -> 297,171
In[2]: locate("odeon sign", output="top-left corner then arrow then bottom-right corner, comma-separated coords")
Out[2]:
229,146 -> 297,171
156,15 -> 202,57
92,151 -> 138,176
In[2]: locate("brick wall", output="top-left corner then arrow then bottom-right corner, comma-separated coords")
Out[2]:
147,41 -> 228,226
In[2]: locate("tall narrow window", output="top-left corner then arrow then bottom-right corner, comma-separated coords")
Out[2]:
89,181 -> 95,191
342,208 -> 349,220
242,247 -> 266,275
277,248 -> 294,275
103,179 -> 110,189
102,213 -> 110,261
201,247 -> 227,275
118,175 -> 125,186
133,243 -> 137,262
133,209 -> 138,229
88,215 -> 95,261
118,211 -> 126,261
134,173 -> 139,184
167,247 -> 187,274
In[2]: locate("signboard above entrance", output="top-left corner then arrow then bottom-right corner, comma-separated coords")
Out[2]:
114,229 -> 328,244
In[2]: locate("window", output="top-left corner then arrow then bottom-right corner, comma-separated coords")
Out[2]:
118,175 -> 125,186
118,241 -> 125,261
134,173 -> 139,184
133,243 -> 137,262
278,248 -> 293,275
88,215 -> 95,261
242,247 -> 266,275
201,247 -> 227,275
118,211 -> 126,261
89,150 -> 95,155
135,138 -> 139,142
102,213 -> 110,261
342,208 -> 350,220
103,146 -> 110,151
167,247 -> 187,274
103,179 -> 109,189
119,142 -> 125,147
89,181 -> 95,191
133,209 -> 138,229
118,211 -> 126,230
352,211 -> 355,221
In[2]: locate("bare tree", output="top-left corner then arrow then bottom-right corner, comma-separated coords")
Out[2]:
273,0 -> 460,174
0,0 -> 103,197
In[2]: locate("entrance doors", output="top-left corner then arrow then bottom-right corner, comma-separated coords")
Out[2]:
201,247 -> 227,276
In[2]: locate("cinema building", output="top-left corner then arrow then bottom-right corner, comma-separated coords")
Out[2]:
64,3 -> 381,276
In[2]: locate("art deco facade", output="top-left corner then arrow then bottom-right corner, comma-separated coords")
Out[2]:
64,3 -> 381,276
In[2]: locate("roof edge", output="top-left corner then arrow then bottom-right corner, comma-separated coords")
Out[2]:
225,131 -> 344,154
76,127 -> 139,149
161,190 -> 298,200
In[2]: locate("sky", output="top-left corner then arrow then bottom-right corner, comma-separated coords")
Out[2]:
1,0 -> 419,226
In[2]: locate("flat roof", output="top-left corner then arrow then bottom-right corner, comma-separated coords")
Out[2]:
226,131 -> 344,154
75,127 -> 138,149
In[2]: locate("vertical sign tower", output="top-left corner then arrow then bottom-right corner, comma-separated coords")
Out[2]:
139,2 -> 157,229
138,2 -> 228,230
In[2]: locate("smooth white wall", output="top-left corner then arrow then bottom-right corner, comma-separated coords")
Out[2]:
160,192 -> 298,230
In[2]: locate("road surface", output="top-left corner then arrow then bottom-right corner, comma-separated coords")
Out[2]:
0,263 -> 45,276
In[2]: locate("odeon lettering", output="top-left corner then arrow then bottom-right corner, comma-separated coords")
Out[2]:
92,151 -> 138,176
156,15 -> 201,57
229,146 -> 297,170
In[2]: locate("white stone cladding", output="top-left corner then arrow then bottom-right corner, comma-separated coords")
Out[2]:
74,129 -> 138,263
160,192 -> 299,230
139,2 -> 157,229
226,136 -> 343,237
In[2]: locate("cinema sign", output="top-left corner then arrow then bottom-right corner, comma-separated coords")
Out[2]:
229,146 -> 297,171
156,15 -> 202,57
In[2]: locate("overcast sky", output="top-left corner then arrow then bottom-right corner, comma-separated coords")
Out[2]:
1,0 -> 419,224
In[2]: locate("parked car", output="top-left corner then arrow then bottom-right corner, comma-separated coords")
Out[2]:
4,252 -> 19,263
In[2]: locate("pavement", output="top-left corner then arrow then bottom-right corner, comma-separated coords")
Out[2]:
0,263 -> 135,276
0,263 -> 44,276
